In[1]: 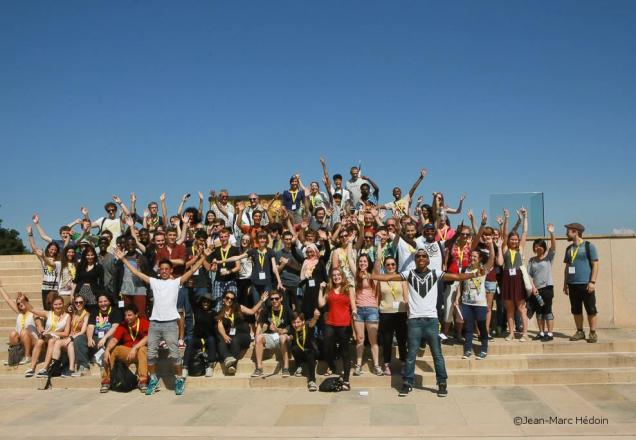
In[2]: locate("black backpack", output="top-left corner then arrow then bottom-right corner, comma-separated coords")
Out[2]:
7,344 -> 24,367
319,376 -> 343,392
110,361 -> 138,392
188,350 -> 208,377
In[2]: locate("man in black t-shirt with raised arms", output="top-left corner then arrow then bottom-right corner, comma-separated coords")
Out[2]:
252,291 -> 293,378
204,228 -> 240,312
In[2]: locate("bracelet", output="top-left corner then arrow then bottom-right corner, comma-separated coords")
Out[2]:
589,281 -> 596,284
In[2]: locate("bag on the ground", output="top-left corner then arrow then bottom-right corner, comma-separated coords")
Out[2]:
319,376 -> 343,392
188,350 -> 208,377
110,361 -> 138,392
7,344 -> 24,366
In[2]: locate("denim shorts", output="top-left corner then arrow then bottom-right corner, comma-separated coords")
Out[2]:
485,281 -> 498,294
354,306 -> 380,323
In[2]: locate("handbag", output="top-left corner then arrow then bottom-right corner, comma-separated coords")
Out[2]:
110,361 -> 138,392
519,252 -> 533,296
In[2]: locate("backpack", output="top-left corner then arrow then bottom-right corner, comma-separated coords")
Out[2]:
7,344 -> 24,367
319,376 -> 343,392
110,361 -> 138,392
567,241 -> 594,269
188,350 -> 208,377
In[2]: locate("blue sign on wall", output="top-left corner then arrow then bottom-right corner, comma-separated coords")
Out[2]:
489,192 -> 545,237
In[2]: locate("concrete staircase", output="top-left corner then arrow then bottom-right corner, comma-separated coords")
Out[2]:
1,255 -> 635,390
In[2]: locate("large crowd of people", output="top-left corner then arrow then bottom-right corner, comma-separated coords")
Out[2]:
1,158 -> 600,397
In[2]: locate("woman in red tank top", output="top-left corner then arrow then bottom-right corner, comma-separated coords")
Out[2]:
318,267 -> 352,390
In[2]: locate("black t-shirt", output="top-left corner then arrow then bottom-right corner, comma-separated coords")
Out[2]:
259,304 -> 293,334
219,310 -> 250,335
186,247 -> 210,289
193,307 -> 217,338
209,246 -> 240,282
247,248 -> 276,286
290,323 -> 317,352
88,307 -> 123,337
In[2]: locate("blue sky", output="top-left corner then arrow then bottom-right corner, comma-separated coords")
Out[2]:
1,0 -> 635,241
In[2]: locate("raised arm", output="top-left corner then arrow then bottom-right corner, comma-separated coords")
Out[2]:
0,284 -> 19,314
31,215 -> 53,243
114,249 -> 151,284
160,193 -> 168,228
362,175 -> 380,199
241,291 -> 269,316
130,192 -> 137,217
368,272 -> 402,282
519,207 -> 528,249
502,209 -> 510,251
407,168 -> 427,203
198,192 -> 204,220
446,194 -> 466,215
471,210 -> 488,251
177,193 -> 190,217
180,253 -> 206,284
317,282 -> 328,308
112,195 -> 131,217
547,223 -> 556,252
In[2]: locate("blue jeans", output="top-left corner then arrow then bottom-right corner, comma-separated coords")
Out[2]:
405,317 -> 447,386
177,286 -> 194,344
460,304 -> 488,354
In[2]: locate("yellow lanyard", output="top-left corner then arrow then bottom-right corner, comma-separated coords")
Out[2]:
220,245 -> 231,267
470,270 -> 482,292
570,244 -> 582,264
128,318 -> 140,341
68,263 -> 76,280
49,312 -> 60,333
148,216 -> 159,229
97,307 -> 111,325
272,307 -> 283,327
295,326 -> 306,350
258,251 -> 266,268
290,190 -> 298,204
73,310 -> 86,333
310,194 -> 317,206
20,312 -> 30,330
226,312 -> 235,327
387,281 -> 399,300
439,227 -> 448,241
509,250 -> 517,267
457,246 -> 465,267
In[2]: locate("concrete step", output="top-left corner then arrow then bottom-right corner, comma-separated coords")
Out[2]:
0,255 -> 39,262
1,366 -> 634,390
2,283 -> 42,293
0,261 -> 42,270
0,275 -> 45,284
0,268 -> 41,277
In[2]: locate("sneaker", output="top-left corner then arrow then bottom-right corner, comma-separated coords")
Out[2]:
35,368 -> 48,378
504,335 -> 514,341
138,382 -> 148,393
175,376 -> 186,395
71,370 -> 82,378
182,368 -> 189,378
205,366 -> 213,377
282,368 -> 291,377
462,351 -> 472,359
383,363 -> 392,376
19,357 -> 30,365
294,366 -> 303,377
476,352 -> 487,360
308,381 -> 318,392
373,365 -> 384,376
145,376 -> 160,395
224,356 -> 237,368
570,330 -> 586,341
353,364 -> 363,376
61,370 -> 71,378
100,383 -> 110,393
519,336 -> 528,342
487,335 -> 495,341
398,383 -> 412,397
227,363 -> 237,375
251,368 -> 263,377
587,331 -> 598,343
532,333 -> 544,341
543,334 -> 554,342
439,333 -> 448,341
24,368 -> 34,377
437,383 -> 448,397
79,365 -> 90,376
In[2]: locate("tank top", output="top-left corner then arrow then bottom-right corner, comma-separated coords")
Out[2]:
326,290 -> 351,327
15,312 -> 36,334
45,311 -> 69,333
355,283 -> 377,308
378,281 -> 407,313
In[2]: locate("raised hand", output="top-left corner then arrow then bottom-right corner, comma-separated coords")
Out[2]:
420,168 -> 428,178
160,193 -> 166,202
32,214 -> 39,224
519,207 -> 527,217
114,248 -> 125,260
198,192 -> 204,201
417,196 -> 424,205
481,209 -> 488,224
320,157 -> 326,166
113,195 -> 122,204
313,309 -> 321,319
467,209 -> 474,221
26,225 -> 33,235
125,216 -> 134,227
547,223 -> 555,234
182,193 -> 190,202
130,192 -> 137,203
503,208 -> 510,219
496,216 -> 504,226
143,208 -> 150,218
81,206 -> 89,217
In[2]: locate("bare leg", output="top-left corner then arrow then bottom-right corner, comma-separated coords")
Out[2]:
9,331 -> 19,345
588,314 -> 597,332
254,334 -> 264,369
279,334 -> 289,369
66,341 -> 76,371
30,339 -> 45,370
20,331 -> 33,357
573,314 -> 583,330
517,300 -> 528,338
354,320 -> 365,367
366,322 -> 379,367
505,300 -> 515,338
485,294 -> 494,335
42,338 -> 57,369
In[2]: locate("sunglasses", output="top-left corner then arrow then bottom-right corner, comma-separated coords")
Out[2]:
270,297 -> 281,301
74,301 -> 84,305
385,262 -> 396,266
250,198 -> 258,201
460,233 -> 471,237
364,236 -> 374,239
224,296 -> 235,301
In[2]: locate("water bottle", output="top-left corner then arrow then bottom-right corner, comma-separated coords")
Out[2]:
535,294 -> 545,307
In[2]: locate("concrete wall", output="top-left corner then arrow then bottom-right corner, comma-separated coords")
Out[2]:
521,235 -> 636,330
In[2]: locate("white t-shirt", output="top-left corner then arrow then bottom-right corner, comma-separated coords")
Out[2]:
396,237 -> 418,272
384,196 -> 411,218
346,178 -> 371,206
461,268 -> 487,307
400,268 -> 444,319
95,217 -> 122,251
330,187 -> 351,205
149,277 -> 181,322
418,239 -> 445,272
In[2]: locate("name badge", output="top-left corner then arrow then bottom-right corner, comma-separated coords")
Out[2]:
194,269 -> 200,276
392,301 -> 400,310
118,300 -> 124,308
220,268 -> 229,276
97,331 -> 105,338
308,279 -> 316,287
509,268 -> 517,276
291,204 -> 297,210
568,266 -> 576,274
229,327 -> 236,336
259,272 -> 266,280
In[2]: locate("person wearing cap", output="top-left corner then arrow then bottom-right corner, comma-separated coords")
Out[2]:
184,291 -> 219,377
563,223 -> 599,343
369,248 -> 479,397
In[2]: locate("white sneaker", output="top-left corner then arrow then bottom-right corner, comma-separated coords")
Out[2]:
439,333 -> 448,340
182,368 -> 189,377
205,367 -> 213,377
20,357 -> 31,365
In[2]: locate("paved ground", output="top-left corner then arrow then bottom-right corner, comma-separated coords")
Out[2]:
0,383 -> 635,439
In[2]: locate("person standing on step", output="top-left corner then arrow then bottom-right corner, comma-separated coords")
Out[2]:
114,248 -> 206,396
528,223 -> 557,341
563,223 -> 599,343
368,248 -> 478,398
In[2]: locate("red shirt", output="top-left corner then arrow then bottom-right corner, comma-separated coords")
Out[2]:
239,224 -> 262,248
447,243 -> 471,274
156,244 -> 186,276
326,290 -> 351,327
113,318 -> 149,348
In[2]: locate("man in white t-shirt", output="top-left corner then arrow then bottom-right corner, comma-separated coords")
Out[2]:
370,249 -> 475,398
90,202 -> 123,252
115,248 -> 205,396
380,168 -> 427,219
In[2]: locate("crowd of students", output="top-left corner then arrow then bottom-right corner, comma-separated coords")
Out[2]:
1,158 -> 600,397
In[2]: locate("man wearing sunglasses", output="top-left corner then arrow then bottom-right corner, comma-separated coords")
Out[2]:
369,249 -> 478,398
252,291 -> 293,378
88,202 -> 123,252
241,193 -> 270,227
210,189 -> 236,233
